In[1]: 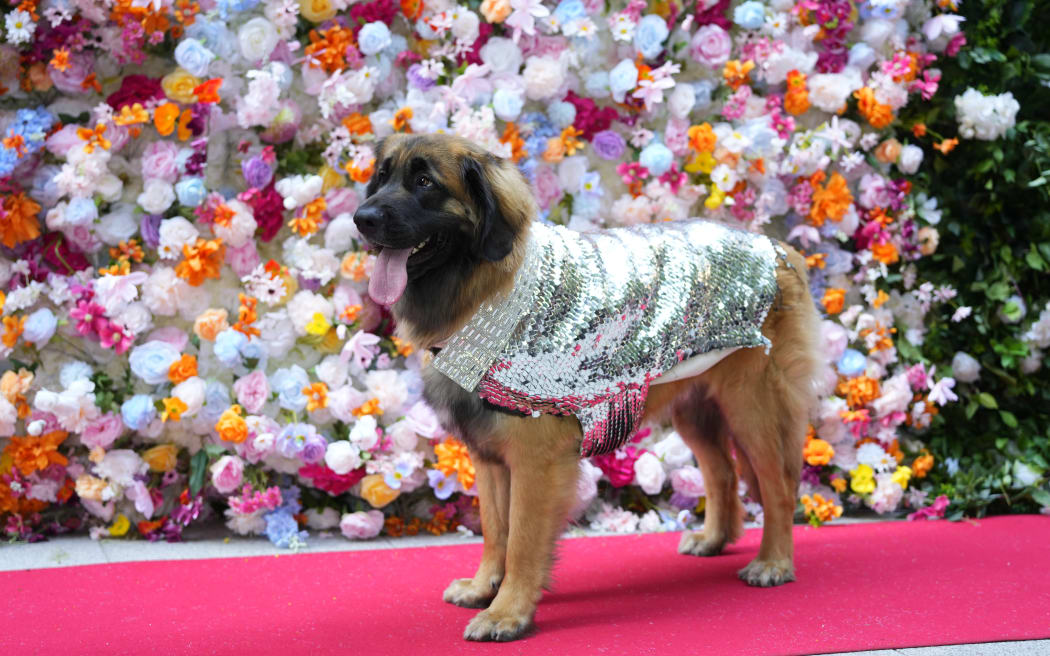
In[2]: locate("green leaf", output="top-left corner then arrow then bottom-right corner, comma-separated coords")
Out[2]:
204,444 -> 227,458
1026,248 -> 1046,271
987,282 -> 1011,301
966,401 -> 978,420
995,437 -> 1008,450
1032,489 -> 1050,508
189,450 -> 208,496
977,393 -> 998,409
1000,410 -> 1019,428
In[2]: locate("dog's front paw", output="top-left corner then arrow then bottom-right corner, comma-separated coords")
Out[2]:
737,558 -> 795,587
463,608 -> 533,642
443,578 -> 498,608
678,530 -> 725,557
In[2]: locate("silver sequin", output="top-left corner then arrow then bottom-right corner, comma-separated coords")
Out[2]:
432,220 -> 785,456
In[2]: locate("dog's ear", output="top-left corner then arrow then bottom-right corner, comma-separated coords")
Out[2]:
462,156 -> 516,262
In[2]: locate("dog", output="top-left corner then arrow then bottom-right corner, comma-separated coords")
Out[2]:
353,133 -> 821,642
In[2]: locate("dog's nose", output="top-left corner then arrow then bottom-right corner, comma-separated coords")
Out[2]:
353,204 -> 386,237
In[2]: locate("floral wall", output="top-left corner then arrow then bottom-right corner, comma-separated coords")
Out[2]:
0,0 -> 1042,546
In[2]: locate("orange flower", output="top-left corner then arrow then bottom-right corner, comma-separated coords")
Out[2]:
342,112 -> 374,136
400,0 -> 423,20
49,48 -> 71,72
193,78 -> 222,104
74,475 -> 107,502
803,437 -> 835,466
193,308 -> 230,341
168,354 -> 198,384
872,289 -> 890,309
434,436 -> 475,490
2,315 -> 26,349
177,108 -> 194,141
176,238 -> 225,286
3,430 -> 68,476
352,397 -> 383,417
346,160 -> 374,184
687,123 -> 716,153
806,252 -> 826,269
391,336 -> 414,357
114,103 -> 149,127
830,476 -> 847,493
809,172 -> 853,226
391,107 -> 413,132
912,123 -> 927,138
854,87 -> 894,129
871,241 -> 899,265
360,473 -> 400,508
233,293 -> 260,337
542,136 -> 566,163
77,123 -> 111,153
161,396 -> 188,422
215,404 -> 248,443
839,375 -> 881,410
559,126 -> 585,156
304,24 -> 356,73
500,122 -> 528,163
933,138 -> 958,155
154,102 -> 180,136
0,369 -> 32,405
874,138 -> 902,164
723,59 -> 755,91
821,288 -> 846,314
912,451 -> 934,478
784,70 -> 810,115
303,382 -> 329,412
800,493 -> 842,524
142,444 -> 179,472
0,192 -> 42,248
288,197 -> 326,237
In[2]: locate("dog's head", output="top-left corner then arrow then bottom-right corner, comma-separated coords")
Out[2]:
353,133 -> 535,310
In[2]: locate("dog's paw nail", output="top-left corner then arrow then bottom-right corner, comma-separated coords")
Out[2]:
737,559 -> 795,587
463,610 -> 532,642
443,578 -> 495,608
678,531 -> 725,557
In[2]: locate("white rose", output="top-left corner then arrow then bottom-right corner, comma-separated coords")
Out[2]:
305,507 -> 342,530
142,266 -> 188,316
451,9 -> 480,42
668,84 -> 696,119
557,156 -> 588,195
238,17 -> 279,63
256,310 -> 296,358
325,440 -> 363,474
97,203 -> 138,245
137,179 -> 176,214
212,199 -> 258,248
808,71 -> 861,113
349,415 -> 379,450
157,217 -> 199,260
897,144 -> 924,174
94,449 -> 147,488
116,302 -> 152,336
0,397 -> 16,436
951,351 -> 981,383
97,174 -> 124,202
633,451 -> 666,495
480,37 -> 523,76
365,369 -> 408,416
173,376 -> 207,417
316,355 -> 349,388
285,290 -> 334,336
522,56 -> 565,101
324,213 -> 359,252
651,431 -> 694,468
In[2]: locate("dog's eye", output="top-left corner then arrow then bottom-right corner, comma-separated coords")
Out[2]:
416,175 -> 432,188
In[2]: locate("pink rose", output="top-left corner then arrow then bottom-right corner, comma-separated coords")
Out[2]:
533,164 -> 563,211
233,370 -> 270,414
664,116 -> 691,158
225,240 -> 260,277
339,510 -> 384,539
49,54 -> 92,95
146,326 -> 190,352
690,25 -> 731,69
325,187 -> 360,217
141,141 -> 180,183
210,455 -> 245,494
81,412 -> 123,449
670,466 -> 706,497
45,125 -> 83,158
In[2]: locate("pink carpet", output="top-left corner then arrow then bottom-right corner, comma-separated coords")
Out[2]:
4,515 -> 1049,655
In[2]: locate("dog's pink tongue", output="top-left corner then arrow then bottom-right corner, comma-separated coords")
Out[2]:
369,247 -> 413,306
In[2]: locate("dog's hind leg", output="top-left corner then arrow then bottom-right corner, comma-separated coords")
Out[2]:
444,456 -> 510,608
462,415 -> 579,642
673,386 -> 744,558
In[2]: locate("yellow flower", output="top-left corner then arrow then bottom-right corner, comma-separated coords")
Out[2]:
850,464 -> 875,495
161,397 -> 188,423
892,465 -> 913,490
305,312 -> 332,337
360,473 -> 400,508
830,476 -> 847,493
319,164 -> 345,192
109,514 -> 131,537
161,68 -> 203,104
704,186 -> 725,210
300,0 -> 337,23
142,444 -> 179,472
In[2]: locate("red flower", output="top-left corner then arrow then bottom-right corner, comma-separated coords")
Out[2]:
299,464 -> 367,496
106,75 -> 165,111
592,446 -> 643,488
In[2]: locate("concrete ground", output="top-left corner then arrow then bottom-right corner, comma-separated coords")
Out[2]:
2,525 -> 1046,656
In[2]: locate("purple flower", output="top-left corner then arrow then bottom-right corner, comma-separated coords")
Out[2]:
277,423 -> 325,463
427,469 -> 459,500
406,63 -> 435,90
592,130 -> 626,160
241,156 -> 273,189
140,214 -> 162,249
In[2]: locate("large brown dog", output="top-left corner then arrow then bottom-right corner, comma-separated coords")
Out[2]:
353,133 -> 821,642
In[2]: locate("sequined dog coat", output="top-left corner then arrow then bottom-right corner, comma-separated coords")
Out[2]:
432,220 -> 786,456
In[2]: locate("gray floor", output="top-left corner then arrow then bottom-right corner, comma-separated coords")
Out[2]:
2,526 -> 1046,656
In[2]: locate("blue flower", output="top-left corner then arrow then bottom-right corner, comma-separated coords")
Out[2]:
121,395 -> 156,431
201,381 -> 230,424
60,361 -> 94,387
584,71 -> 610,97
184,19 -> 235,59
65,197 -> 98,227
547,101 -> 577,129
264,508 -> 308,549
574,193 -> 601,217
277,422 -> 324,461
553,0 -> 586,25
0,107 -> 52,177
693,81 -> 714,109
733,1 -> 766,30
609,59 -> 639,101
493,88 -> 525,121
239,338 -> 268,369
578,171 -> 603,197
215,0 -> 259,19
837,349 -> 867,377
271,366 -> 309,412
175,177 -> 207,207
22,308 -> 57,344
174,38 -> 215,77
358,21 -> 392,56
384,461 -> 415,490
639,141 -> 673,176
634,15 -> 670,60
214,329 -> 248,369
129,341 -> 181,385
